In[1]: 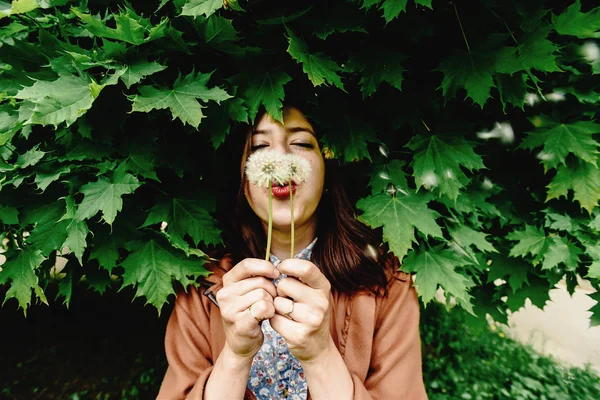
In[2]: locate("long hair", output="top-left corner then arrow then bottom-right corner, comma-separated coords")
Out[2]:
225,109 -> 390,296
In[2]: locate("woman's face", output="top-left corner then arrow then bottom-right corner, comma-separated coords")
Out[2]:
244,107 -> 325,234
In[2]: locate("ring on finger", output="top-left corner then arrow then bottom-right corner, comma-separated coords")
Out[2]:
282,300 -> 294,320
248,305 -> 263,324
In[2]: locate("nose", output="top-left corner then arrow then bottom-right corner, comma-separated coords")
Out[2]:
269,138 -> 291,155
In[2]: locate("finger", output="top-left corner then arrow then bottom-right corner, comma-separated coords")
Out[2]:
223,258 -> 280,286
274,297 -> 324,327
276,276 -> 316,303
277,259 -> 330,290
269,314 -> 300,342
232,276 -> 278,298
247,299 -> 275,323
236,288 -> 274,313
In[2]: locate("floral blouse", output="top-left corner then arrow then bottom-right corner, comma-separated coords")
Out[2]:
247,238 -> 318,400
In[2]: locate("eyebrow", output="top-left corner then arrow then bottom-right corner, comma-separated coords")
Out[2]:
252,126 -> 316,136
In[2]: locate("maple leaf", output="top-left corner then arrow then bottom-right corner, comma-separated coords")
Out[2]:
402,245 -> 475,314
74,168 -> 141,226
15,146 -> 45,168
547,161 -> 600,214
286,28 -> 344,90
540,236 -> 582,271
486,255 -> 530,294
35,165 -> 71,192
507,225 -> 548,261
73,9 -> 147,45
14,75 -> 103,128
89,237 -> 120,272
495,28 -> 561,75
407,135 -> 485,201
180,0 -> 223,19
204,96 -> 249,149
129,70 -> 232,129
552,0 -> 600,39
347,50 -> 405,98
520,116 -> 599,171
448,225 -> 497,254
120,60 -> 167,89
587,262 -> 600,279
0,205 -> 19,224
240,70 -> 292,123
197,15 -> 240,44
320,115 -> 379,163
141,198 -> 223,250
495,73 -> 527,111
436,49 -> 496,108
357,191 -> 443,260
121,240 -> 210,312
22,203 -> 70,255
505,275 -> 551,312
544,211 -> 577,233
3,0 -> 38,16
62,220 -> 89,265
0,248 -> 47,313
369,159 -> 408,195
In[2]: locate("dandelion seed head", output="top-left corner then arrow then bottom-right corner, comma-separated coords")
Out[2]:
482,177 -> 493,190
537,151 -> 555,161
444,169 -> 455,179
422,171 -> 439,189
476,122 -> 514,144
378,171 -> 390,180
525,93 -> 540,107
378,144 -> 390,158
245,150 -> 291,187
160,221 -> 168,231
581,41 -> 600,63
364,244 -> 379,261
386,183 -> 397,195
545,91 -> 566,103
287,154 -> 312,183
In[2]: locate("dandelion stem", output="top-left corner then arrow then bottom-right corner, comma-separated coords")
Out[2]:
266,183 -> 273,262
290,181 -> 294,259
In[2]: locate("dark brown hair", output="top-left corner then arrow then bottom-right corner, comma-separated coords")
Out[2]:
227,108 -> 390,296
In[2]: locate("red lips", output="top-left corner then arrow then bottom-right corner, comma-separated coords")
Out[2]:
271,183 -> 297,198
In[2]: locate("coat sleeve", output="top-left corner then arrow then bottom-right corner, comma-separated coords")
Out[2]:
350,272 -> 428,400
156,288 -> 258,400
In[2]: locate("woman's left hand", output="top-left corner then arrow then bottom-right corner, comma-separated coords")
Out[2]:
269,259 -> 334,363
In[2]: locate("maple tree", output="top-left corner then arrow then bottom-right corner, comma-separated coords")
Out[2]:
0,0 -> 599,329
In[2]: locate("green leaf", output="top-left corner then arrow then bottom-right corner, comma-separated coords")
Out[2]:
197,15 -> 240,43
436,49 -> 496,108
121,240 -> 210,312
241,70 -> 292,123
285,28 -> 344,90
320,115 -> 379,163
357,192 -> 443,260
407,136 -> 485,201
380,0 -> 408,23
84,267 -> 112,294
15,146 -> 45,168
495,28 -> 561,74
15,75 -> 102,127
34,165 -> 71,192
73,9 -> 146,45
487,255 -> 530,293
74,168 -> 141,225
62,220 -> 89,265
369,159 -> 408,195
125,152 -> 160,182
547,161 -> 600,214
520,117 -> 599,171
180,0 -> 223,19
7,0 -> 39,16
507,225 -> 548,260
347,50 -> 405,97
141,198 -> 223,249
0,205 -> 19,224
120,60 -> 167,89
204,96 -> 249,149
541,236 -> 582,271
90,238 -> 120,272
587,261 -> 600,279
56,272 -> 73,307
495,73 -> 527,111
552,0 -> 600,39
449,225 -> 497,254
402,245 -> 475,314
0,249 -> 47,312
544,211 -> 576,233
505,275 -> 551,311
23,203 -> 70,255
130,71 -> 232,129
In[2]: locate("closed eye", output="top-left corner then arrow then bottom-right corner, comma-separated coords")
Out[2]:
292,142 -> 314,149
251,144 -> 269,151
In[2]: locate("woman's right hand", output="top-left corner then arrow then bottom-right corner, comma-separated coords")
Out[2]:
216,258 -> 280,360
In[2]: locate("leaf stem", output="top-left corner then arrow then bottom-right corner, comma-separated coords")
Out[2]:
290,180 -> 294,259
266,183 -> 273,261
453,3 -> 471,53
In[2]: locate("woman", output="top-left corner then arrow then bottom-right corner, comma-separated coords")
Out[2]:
158,107 -> 428,399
